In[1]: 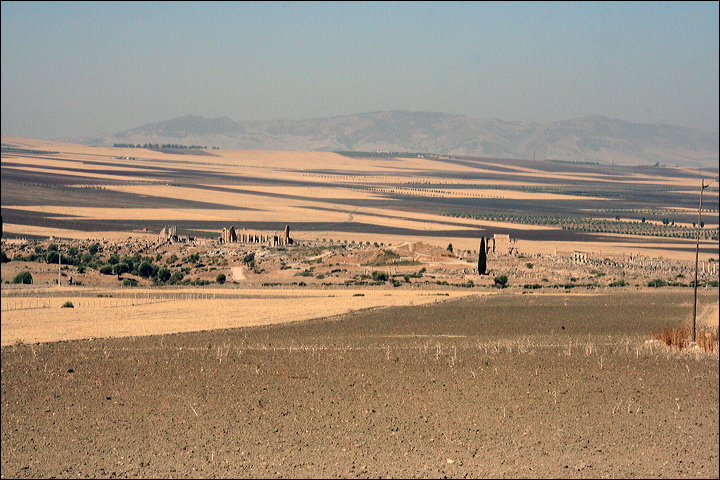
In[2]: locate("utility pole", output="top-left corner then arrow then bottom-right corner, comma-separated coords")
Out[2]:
692,176 -> 718,343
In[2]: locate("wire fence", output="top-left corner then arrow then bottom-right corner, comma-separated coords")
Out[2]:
0,291 -> 226,312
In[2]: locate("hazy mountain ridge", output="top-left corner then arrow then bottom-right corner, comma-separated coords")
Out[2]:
71,111 -> 718,168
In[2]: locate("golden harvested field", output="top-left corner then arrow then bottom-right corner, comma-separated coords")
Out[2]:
1,135 -> 718,347
2,136 -> 717,258
2,135 -> 718,345
0,287 -> 478,347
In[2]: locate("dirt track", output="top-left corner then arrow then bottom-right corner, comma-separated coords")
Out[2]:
2,290 -> 718,479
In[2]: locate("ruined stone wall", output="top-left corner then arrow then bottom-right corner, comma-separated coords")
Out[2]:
573,251 -> 589,264
546,251 -> 720,281
158,226 -> 177,241
221,227 -> 237,244
220,225 -> 293,246
486,234 -> 516,256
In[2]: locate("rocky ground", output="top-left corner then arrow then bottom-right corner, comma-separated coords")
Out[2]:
2,290 -> 718,479
3,237 -> 716,291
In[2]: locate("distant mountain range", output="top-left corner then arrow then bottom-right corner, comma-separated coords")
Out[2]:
69,111 -> 718,168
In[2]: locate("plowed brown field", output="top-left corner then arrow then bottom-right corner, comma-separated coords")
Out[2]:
2,289 -> 718,479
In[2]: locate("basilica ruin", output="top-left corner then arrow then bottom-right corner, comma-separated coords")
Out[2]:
157,224 -> 294,247
220,224 -> 293,247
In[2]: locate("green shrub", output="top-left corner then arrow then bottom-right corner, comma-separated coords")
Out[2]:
61,301 -> 74,308
609,279 -> 628,287
169,271 -> 184,284
371,271 -> 389,282
647,279 -> 667,288
122,278 -> 137,287
216,273 -> 226,284
183,253 -> 201,263
13,271 -> 33,284
137,261 -> 153,278
156,267 -> 171,283
113,262 -> 131,276
494,274 -> 508,288
45,251 -> 59,264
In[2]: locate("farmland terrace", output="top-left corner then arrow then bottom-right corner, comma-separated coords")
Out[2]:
1,136 -> 718,261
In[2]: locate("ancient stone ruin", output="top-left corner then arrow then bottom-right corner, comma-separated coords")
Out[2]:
221,224 -> 293,247
158,226 -> 178,242
486,234 -> 517,256
157,226 -> 196,243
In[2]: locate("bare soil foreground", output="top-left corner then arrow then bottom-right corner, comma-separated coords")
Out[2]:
2,289 -> 718,479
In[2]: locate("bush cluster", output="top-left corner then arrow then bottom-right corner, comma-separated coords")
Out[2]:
13,271 -> 33,284
2,242 -> 212,286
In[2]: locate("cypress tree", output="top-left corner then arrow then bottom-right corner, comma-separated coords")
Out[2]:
478,237 -> 487,275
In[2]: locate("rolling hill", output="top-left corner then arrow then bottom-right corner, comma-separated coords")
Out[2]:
69,111 -> 718,169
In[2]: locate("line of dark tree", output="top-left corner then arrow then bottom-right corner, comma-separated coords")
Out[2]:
334,151 -> 425,158
113,143 -> 219,150
1,146 -> 59,155
544,159 -> 600,165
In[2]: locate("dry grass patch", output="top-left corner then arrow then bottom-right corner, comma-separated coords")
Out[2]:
653,326 -> 719,353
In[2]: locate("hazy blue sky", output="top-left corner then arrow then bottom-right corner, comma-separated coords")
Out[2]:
2,1 -> 718,139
